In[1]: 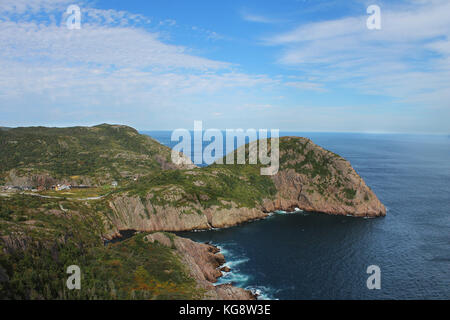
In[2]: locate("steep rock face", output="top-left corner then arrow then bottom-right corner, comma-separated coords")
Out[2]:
108,194 -> 211,233
262,137 -> 386,217
144,233 -> 255,300
106,195 -> 268,237
204,203 -> 268,229
261,169 -> 385,217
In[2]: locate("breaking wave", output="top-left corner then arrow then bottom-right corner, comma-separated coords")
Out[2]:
213,243 -> 276,300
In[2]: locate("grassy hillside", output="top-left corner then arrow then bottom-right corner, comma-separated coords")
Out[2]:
0,124 -> 176,185
126,165 -> 277,210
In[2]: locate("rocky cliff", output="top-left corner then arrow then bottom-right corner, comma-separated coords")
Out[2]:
144,232 -> 255,300
262,137 -> 386,217
103,136 -> 385,236
106,194 -> 268,237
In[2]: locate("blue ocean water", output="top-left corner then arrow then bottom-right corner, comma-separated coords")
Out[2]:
143,131 -> 450,300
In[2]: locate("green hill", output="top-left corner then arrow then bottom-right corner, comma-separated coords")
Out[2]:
0,124 -> 185,186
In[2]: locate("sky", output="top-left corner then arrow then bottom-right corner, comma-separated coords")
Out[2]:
0,0 -> 449,133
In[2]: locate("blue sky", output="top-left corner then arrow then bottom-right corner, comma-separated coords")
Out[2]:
0,0 -> 449,133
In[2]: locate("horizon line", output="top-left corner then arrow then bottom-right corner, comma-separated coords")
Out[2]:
1,123 -> 449,136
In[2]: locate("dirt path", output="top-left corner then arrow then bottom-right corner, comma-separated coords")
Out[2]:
21,192 -> 110,201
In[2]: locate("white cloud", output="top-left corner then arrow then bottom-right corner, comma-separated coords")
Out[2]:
265,0 -> 450,112
0,0 -> 282,128
0,21 -> 227,70
2,0 -> 448,132
0,0 -> 73,14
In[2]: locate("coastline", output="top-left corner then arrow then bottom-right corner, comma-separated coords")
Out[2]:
143,232 -> 257,300
175,209 -> 309,300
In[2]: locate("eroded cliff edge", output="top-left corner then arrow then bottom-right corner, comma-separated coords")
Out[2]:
104,136 -> 385,236
144,233 -> 255,300
261,137 -> 386,217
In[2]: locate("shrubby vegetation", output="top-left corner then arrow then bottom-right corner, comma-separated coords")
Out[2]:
127,165 -> 277,209
0,124 -> 171,184
0,195 -> 202,300
278,137 -> 356,204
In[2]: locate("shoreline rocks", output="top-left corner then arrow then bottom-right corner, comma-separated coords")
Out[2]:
144,232 -> 256,300
220,266 -> 231,273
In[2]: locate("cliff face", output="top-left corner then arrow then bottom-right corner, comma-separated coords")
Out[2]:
262,169 -> 385,217
262,137 -> 386,217
104,136 -> 385,236
144,232 -> 255,300
106,194 -> 268,237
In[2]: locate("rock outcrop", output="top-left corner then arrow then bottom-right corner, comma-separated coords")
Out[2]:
105,136 -> 385,236
261,137 -> 386,217
108,194 -> 211,232
107,195 -> 269,236
144,232 -> 255,300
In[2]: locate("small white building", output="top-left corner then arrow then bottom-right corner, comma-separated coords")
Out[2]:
111,181 -> 118,188
55,184 -> 71,191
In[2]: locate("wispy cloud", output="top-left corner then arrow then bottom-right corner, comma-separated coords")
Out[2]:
240,9 -> 282,24
0,0 -> 72,14
1,0 -> 449,133
0,0 -> 281,128
265,0 -> 450,109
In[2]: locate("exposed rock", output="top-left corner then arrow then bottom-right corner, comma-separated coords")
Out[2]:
204,203 -> 268,229
144,232 -> 173,248
261,137 -> 386,217
107,194 -> 211,234
5,170 -> 34,188
145,232 -> 255,300
169,152 -> 198,170
4,169 -> 95,189
105,137 -> 385,236
214,284 -> 256,300
106,195 -> 271,237
1,234 -> 34,253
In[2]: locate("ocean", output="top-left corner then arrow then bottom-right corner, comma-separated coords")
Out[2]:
142,131 -> 450,300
